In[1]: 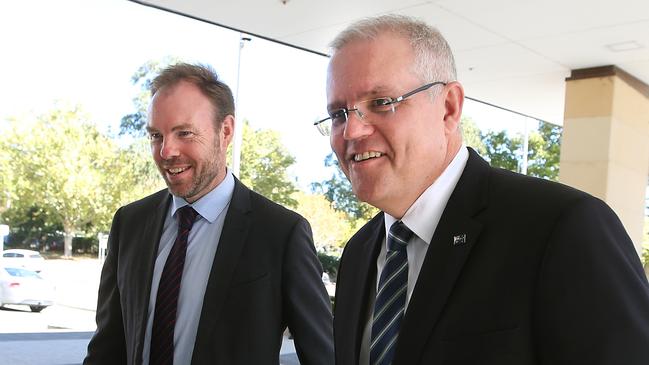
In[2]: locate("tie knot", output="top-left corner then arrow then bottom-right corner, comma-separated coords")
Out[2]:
177,205 -> 199,230
388,220 -> 413,252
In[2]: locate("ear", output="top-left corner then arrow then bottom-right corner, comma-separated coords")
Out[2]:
220,114 -> 235,147
443,81 -> 464,134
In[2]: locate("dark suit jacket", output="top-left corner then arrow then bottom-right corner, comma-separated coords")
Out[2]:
85,178 -> 334,365
334,148 -> 649,365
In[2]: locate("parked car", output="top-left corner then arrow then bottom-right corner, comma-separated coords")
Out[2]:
1,249 -> 46,273
0,266 -> 55,312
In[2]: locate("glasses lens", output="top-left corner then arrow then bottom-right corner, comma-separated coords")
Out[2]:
357,98 -> 395,118
316,119 -> 332,136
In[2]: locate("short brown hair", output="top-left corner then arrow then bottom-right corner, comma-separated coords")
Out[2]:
151,63 -> 235,127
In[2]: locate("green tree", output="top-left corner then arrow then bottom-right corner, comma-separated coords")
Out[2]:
481,121 -> 562,180
0,205 -> 63,249
483,130 -> 522,172
461,116 -> 487,155
1,107 -> 111,256
526,122 -> 562,181
232,121 -> 299,208
112,137 -> 164,202
293,192 -> 356,256
0,106 -> 160,256
0,125 -> 12,216
120,56 -> 180,137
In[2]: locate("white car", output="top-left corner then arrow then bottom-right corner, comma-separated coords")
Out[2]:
1,249 -> 46,273
0,266 -> 55,312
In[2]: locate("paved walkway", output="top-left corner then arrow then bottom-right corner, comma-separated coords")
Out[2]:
0,331 -> 299,365
0,259 -> 301,364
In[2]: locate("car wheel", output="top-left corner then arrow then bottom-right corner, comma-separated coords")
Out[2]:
29,305 -> 46,313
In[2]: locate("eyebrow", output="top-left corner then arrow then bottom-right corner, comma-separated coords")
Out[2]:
145,123 -> 194,133
170,123 -> 194,131
327,86 -> 393,111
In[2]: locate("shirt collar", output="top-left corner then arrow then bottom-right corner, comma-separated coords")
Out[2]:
385,145 -> 469,245
170,170 -> 235,223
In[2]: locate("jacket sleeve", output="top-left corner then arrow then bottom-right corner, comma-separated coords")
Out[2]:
534,195 -> 649,364
282,217 -> 335,365
83,208 -> 127,365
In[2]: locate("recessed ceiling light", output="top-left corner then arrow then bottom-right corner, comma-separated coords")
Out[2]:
605,41 -> 644,52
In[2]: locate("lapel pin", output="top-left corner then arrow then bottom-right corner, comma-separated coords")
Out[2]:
453,234 -> 467,246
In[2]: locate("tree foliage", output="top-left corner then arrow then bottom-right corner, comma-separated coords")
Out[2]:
120,56 -> 180,137
481,121 -> 562,181
483,130 -> 522,172
0,106 -> 161,256
293,192 -> 357,256
232,121 -> 299,208
526,123 -> 562,180
1,106 -> 114,256
461,116 -> 487,155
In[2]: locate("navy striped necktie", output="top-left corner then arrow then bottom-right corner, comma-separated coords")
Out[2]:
370,220 -> 414,365
150,205 -> 199,365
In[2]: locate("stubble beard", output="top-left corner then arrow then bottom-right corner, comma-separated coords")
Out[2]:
161,142 -> 223,201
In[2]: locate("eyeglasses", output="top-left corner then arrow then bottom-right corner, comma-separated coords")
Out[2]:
314,81 -> 446,136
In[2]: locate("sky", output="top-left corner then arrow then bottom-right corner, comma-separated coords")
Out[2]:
0,0 -> 533,190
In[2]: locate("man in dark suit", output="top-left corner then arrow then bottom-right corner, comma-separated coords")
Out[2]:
84,63 -> 334,365
314,15 -> 649,364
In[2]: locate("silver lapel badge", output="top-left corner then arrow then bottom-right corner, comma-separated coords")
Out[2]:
453,234 -> 467,246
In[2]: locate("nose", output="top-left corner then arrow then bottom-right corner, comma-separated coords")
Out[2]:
159,137 -> 180,160
342,109 -> 373,140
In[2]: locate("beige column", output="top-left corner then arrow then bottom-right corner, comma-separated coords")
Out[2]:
560,66 -> 649,254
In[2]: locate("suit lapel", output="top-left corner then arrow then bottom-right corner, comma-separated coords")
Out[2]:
394,149 -> 490,364
192,178 -> 251,360
135,190 -> 171,364
338,214 -> 385,362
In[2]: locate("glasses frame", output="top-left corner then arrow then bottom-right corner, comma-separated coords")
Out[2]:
314,81 -> 447,136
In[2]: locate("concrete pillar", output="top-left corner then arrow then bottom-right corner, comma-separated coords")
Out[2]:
560,66 -> 649,254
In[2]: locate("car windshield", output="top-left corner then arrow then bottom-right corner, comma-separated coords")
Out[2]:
4,267 -> 40,278
29,254 -> 42,259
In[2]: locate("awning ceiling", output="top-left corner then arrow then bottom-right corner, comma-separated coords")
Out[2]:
130,0 -> 649,125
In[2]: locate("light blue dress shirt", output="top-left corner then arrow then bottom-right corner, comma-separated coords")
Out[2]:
142,172 -> 235,365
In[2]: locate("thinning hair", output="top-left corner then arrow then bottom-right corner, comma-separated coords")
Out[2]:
329,14 -> 457,87
151,63 -> 235,127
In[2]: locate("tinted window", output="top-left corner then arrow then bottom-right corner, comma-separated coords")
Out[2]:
5,267 -> 40,278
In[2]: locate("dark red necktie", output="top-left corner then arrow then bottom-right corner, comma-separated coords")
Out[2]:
150,205 -> 199,365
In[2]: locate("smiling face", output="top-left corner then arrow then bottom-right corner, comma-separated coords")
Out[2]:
327,32 -> 464,218
147,80 -> 234,203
